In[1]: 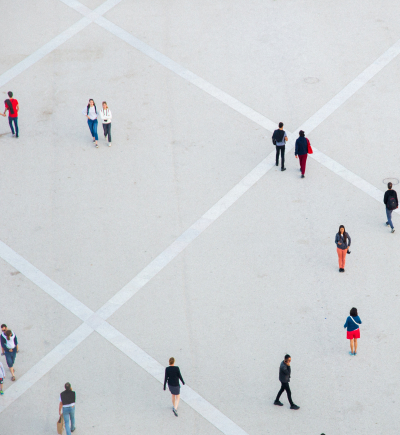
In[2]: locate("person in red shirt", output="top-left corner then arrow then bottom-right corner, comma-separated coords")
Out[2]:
2,91 -> 19,137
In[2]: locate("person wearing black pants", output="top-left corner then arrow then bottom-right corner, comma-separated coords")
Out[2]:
274,354 -> 300,409
272,122 -> 288,171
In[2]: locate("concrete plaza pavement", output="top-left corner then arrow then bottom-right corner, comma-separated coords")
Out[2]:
1,0 -> 400,434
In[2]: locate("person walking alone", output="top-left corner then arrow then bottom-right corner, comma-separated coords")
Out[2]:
272,122 -> 288,171
335,225 -> 351,273
0,326 -> 18,381
384,182 -> 398,233
59,382 -> 76,435
2,91 -> 19,137
163,357 -> 185,416
344,307 -> 362,355
82,99 -> 98,147
100,101 -> 112,147
274,354 -> 300,410
295,130 -> 310,178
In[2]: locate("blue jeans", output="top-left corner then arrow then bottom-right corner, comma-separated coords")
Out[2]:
87,119 -> 98,141
63,406 -> 75,435
4,348 -> 17,368
8,117 -> 18,136
386,208 -> 394,229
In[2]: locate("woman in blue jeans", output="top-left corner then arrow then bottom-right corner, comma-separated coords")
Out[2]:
82,99 -> 98,147
1,329 -> 18,381
59,382 -> 76,435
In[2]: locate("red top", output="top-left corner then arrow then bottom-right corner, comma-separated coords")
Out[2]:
5,99 -> 18,118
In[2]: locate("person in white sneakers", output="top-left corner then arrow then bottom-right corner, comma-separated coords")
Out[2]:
82,99 -> 99,147
100,101 -> 112,146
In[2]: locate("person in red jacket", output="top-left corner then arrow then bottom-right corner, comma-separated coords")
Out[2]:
2,91 -> 19,138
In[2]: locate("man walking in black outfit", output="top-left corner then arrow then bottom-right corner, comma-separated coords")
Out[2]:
274,354 -> 300,409
384,182 -> 398,233
272,122 -> 288,171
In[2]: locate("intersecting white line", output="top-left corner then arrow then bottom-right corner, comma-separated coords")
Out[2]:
0,0 -> 399,432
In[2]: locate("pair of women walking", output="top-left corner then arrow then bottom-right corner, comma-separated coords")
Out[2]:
82,99 -> 112,147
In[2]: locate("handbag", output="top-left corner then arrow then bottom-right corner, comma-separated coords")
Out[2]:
306,138 -> 313,154
57,415 -> 65,434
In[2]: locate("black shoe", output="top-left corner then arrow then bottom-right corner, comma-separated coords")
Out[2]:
281,167 -> 286,171
301,174 -> 305,178
274,400 -> 284,406
290,404 -> 300,410
173,408 -> 178,417
342,269 -> 345,272
339,268 -> 343,272
71,429 -> 76,433
276,163 -> 279,166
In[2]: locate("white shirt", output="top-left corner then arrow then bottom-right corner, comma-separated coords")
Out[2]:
100,108 -> 112,124
82,106 -> 97,120
0,362 -> 5,379
3,333 -> 16,349
60,394 -> 75,407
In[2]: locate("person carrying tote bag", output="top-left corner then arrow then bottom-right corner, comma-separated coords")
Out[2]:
57,414 -> 65,434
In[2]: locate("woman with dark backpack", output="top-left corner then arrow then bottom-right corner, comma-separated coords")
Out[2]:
344,307 -> 362,355
384,182 -> 398,233
82,99 -> 98,147
335,225 -> 351,272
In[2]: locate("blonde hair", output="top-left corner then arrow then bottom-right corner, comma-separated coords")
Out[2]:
169,357 -> 175,365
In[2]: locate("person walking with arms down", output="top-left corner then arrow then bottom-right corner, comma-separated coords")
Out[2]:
272,122 -> 288,171
164,357 -> 185,417
344,307 -> 362,356
295,130 -> 311,178
2,91 -> 19,137
0,360 -> 5,395
0,326 -> 18,381
384,182 -> 398,233
59,382 -> 76,435
335,225 -> 351,273
100,101 -> 112,147
82,99 -> 99,147
274,354 -> 300,410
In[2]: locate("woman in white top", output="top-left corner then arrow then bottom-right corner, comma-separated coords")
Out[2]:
100,101 -> 112,147
82,99 -> 99,148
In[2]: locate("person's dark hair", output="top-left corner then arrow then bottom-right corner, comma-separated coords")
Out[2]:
7,91 -> 13,98
350,307 -> 358,317
1,324 -> 7,329
299,130 -> 305,137
278,122 -> 284,128
5,330 -> 12,339
4,99 -> 14,114
388,182 -> 393,189
338,225 -> 347,244
284,354 -> 291,361
87,99 -> 97,114
65,382 -> 72,391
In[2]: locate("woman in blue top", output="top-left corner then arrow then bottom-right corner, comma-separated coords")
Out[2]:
335,225 -> 351,272
344,307 -> 362,356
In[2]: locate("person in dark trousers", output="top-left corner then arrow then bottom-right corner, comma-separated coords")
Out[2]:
384,182 -> 398,233
274,354 -> 300,409
344,307 -> 362,356
1,325 -> 18,381
2,91 -> 19,137
164,357 -> 185,416
295,130 -> 309,178
100,101 -> 112,146
59,382 -> 76,435
335,225 -> 351,272
272,122 -> 288,171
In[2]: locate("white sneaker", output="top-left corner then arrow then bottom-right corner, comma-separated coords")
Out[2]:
391,228 -> 395,233
108,142 -> 112,147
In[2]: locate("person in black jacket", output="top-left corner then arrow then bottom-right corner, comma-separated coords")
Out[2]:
295,130 -> 309,178
274,355 -> 300,409
164,357 -> 185,416
384,182 -> 398,233
272,122 -> 288,171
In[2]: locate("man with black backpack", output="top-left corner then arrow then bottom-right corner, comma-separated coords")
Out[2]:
384,182 -> 398,233
272,122 -> 288,171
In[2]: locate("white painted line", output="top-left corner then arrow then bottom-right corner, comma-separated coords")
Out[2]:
0,0 -> 124,88
93,15 -> 277,133
96,321 -> 249,435
0,323 -> 93,413
0,240 -> 93,321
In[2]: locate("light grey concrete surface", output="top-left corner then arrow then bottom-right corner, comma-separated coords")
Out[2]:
1,0 -> 399,434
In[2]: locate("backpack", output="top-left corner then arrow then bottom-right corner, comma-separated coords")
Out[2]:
387,194 -> 398,210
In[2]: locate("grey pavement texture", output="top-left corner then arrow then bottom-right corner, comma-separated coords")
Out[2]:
1,0 -> 399,434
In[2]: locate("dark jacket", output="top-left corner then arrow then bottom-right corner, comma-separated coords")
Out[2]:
163,366 -> 185,390
384,189 -> 398,210
279,361 -> 291,383
295,137 -> 308,156
344,316 -> 362,332
272,129 -> 286,146
335,232 -> 351,250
